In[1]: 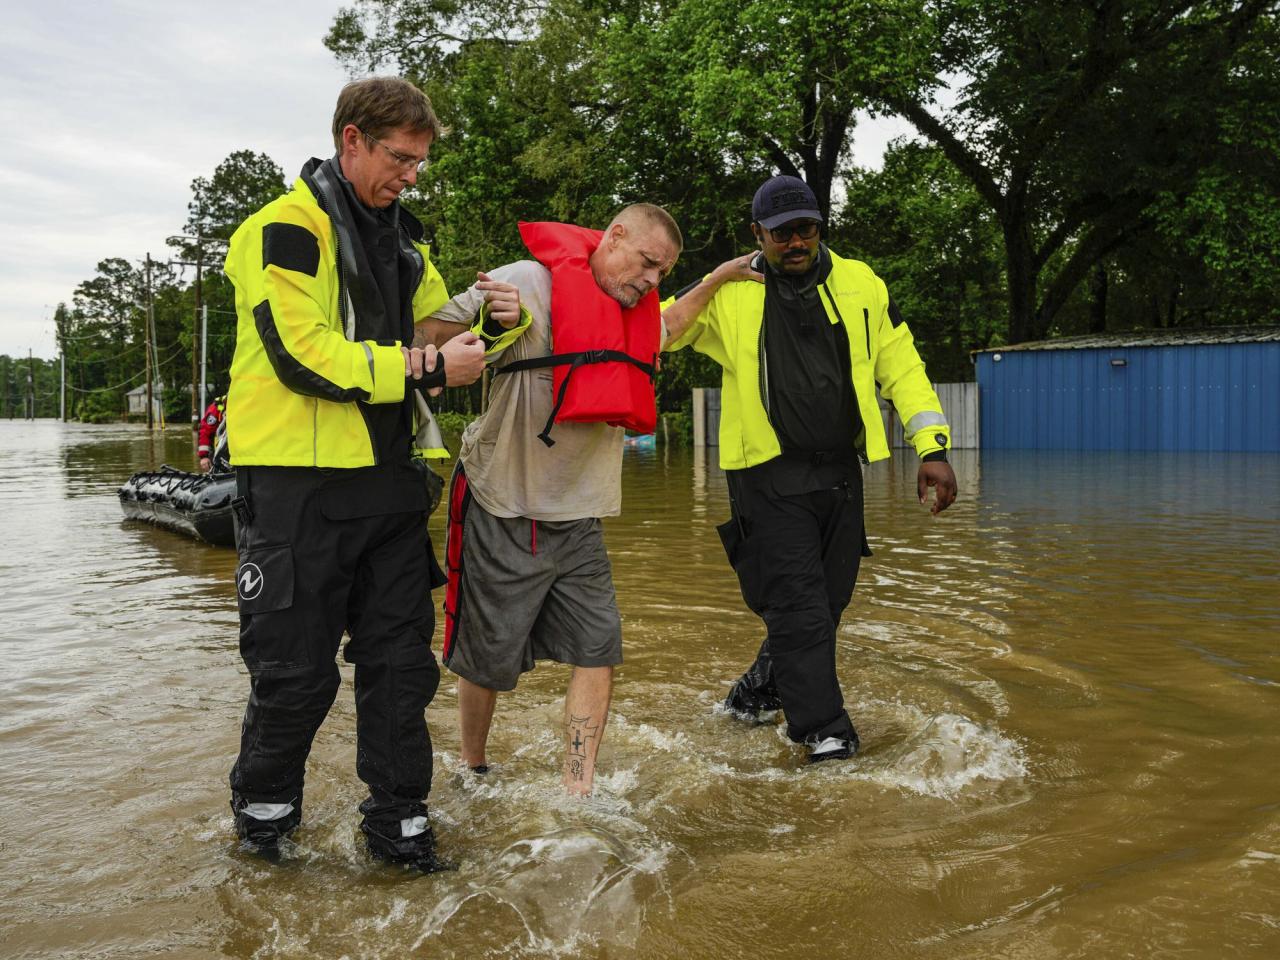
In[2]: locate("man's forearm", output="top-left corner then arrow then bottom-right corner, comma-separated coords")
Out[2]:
662,253 -> 761,349
413,316 -> 472,349
662,277 -> 719,348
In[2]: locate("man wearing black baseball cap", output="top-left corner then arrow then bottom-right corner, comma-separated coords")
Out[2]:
662,174 -> 957,763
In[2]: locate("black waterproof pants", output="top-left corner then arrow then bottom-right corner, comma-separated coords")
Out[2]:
229,465 -> 442,830
719,464 -> 866,744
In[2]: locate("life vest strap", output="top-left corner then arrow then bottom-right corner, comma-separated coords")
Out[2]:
495,349 -> 657,447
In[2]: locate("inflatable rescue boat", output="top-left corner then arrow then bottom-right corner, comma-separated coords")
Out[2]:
118,466 -> 236,547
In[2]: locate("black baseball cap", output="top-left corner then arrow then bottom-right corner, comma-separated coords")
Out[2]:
752,175 -> 823,230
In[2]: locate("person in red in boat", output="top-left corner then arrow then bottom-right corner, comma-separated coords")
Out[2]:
415,204 -> 682,795
196,395 -> 226,473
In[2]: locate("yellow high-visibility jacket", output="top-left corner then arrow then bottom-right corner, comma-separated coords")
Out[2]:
225,176 -> 446,467
667,251 -> 950,470
225,176 -> 529,467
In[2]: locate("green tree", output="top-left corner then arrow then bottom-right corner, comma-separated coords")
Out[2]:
326,0 -> 741,409
67,257 -> 185,421
170,151 -> 286,415
863,0 -> 1277,342
72,258 -> 147,419
836,141 -> 1007,380
663,0 -> 1278,343
185,150 -> 288,241
0,354 -> 63,418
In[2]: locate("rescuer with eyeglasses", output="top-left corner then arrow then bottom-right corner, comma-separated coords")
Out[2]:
221,77 -> 519,871
662,174 -> 958,764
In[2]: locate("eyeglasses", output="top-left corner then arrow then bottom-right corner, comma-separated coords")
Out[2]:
359,129 -> 428,173
765,220 -> 820,243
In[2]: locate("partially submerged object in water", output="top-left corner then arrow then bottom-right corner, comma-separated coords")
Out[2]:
118,466 -> 236,547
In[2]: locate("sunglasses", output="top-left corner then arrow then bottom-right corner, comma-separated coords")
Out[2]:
764,220 -> 820,243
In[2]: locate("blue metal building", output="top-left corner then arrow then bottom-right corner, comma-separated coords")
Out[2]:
974,327 -> 1280,451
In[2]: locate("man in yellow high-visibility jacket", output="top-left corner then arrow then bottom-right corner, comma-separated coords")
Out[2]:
222,77 -> 524,870
663,175 -> 957,763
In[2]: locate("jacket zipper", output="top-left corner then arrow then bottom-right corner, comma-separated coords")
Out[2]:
756,315 -> 773,430
820,283 -> 871,464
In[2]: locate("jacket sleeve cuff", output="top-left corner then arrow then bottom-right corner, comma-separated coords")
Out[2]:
912,427 -> 951,460
922,450 -> 949,463
473,303 -> 532,356
368,343 -> 407,404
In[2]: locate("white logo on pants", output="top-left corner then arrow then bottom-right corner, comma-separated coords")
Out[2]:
237,562 -> 264,600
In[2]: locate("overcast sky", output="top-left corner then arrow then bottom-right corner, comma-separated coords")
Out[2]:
0,1 -> 915,359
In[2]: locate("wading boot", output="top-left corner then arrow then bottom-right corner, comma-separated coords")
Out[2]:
361,816 -> 456,874
724,676 -> 783,723
805,732 -> 860,763
232,794 -> 301,861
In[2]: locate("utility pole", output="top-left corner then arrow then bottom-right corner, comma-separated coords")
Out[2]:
190,234 -> 203,432
169,233 -> 228,440
27,349 -> 35,420
60,350 -> 66,421
200,303 -> 209,415
145,253 -> 154,429
153,298 -> 163,427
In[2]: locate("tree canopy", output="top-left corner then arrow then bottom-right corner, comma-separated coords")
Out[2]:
21,1 -> 1277,423
327,0 -> 1279,359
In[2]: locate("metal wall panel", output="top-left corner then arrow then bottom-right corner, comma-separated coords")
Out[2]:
977,343 -> 1280,451
886,382 -> 979,449
695,383 -> 980,451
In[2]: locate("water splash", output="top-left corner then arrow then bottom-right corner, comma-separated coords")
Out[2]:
413,826 -> 669,955
871,711 -> 1028,798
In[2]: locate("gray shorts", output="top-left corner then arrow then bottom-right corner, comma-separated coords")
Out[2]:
441,468 -> 622,691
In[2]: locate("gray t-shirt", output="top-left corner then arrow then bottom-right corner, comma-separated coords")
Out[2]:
430,260 -> 623,521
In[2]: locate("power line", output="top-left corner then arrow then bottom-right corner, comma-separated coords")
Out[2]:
63,346 -> 186,393
65,373 -> 148,394
62,342 -> 147,363
55,327 -> 143,343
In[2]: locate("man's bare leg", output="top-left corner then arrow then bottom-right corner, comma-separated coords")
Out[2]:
457,675 -> 499,770
563,666 -> 613,795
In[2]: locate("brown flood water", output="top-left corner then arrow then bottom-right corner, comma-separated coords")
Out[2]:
1,420 -> 1278,959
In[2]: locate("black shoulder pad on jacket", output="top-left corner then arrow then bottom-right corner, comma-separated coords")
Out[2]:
888,296 -> 905,328
263,222 -> 320,277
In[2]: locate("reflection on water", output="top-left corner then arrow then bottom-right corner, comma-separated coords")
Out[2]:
1,421 -> 1277,959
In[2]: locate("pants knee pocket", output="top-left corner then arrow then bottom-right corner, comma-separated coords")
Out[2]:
237,544 -> 309,674
719,516 -> 773,615
236,543 -> 294,615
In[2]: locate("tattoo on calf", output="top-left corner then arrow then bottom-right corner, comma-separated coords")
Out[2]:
567,714 -> 600,781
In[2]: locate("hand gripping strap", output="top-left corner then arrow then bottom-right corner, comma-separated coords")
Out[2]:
410,352 -> 447,396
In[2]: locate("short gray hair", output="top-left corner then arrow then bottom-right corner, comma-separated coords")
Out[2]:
610,203 -> 683,254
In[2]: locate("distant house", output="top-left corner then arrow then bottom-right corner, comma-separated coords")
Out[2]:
974,327 -> 1280,451
125,383 -> 166,419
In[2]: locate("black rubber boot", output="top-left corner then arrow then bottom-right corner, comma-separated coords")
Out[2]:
360,819 -> 455,873
724,673 -> 783,722
724,638 -> 784,722
805,729 -> 861,763
231,793 -> 301,860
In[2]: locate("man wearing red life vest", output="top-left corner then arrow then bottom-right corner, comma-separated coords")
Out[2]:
417,204 -> 682,794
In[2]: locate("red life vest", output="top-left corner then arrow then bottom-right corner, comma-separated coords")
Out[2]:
500,221 -> 659,446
